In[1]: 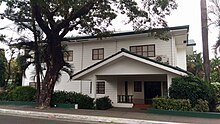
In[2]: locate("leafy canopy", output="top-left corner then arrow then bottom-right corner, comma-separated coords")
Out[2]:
0,0 -> 177,39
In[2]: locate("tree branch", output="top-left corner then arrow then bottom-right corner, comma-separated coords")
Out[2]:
59,21 -> 81,38
31,3 -> 51,37
57,1 -> 95,34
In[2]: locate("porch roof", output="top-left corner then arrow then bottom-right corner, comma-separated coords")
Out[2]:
71,48 -> 190,80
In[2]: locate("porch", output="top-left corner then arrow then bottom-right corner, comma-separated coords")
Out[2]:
95,74 -> 169,108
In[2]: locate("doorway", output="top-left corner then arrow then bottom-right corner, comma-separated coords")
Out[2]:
144,81 -> 161,104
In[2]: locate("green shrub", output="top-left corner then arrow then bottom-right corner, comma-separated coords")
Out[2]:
0,91 -> 11,101
216,105 -> 220,112
74,92 -> 94,109
51,91 -> 94,109
152,97 -> 192,111
169,76 -> 218,111
10,86 -> 36,102
95,96 -> 112,110
192,99 -> 209,112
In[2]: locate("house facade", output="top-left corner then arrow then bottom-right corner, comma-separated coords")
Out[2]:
22,25 -> 195,108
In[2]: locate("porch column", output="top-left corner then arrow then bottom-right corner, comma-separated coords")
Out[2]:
167,75 -> 172,96
79,80 -> 82,93
91,76 -> 97,99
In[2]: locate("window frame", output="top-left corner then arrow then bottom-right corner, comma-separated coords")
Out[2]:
92,48 -> 104,60
96,81 -> 105,94
130,44 -> 155,57
134,81 -> 142,92
64,50 -> 73,61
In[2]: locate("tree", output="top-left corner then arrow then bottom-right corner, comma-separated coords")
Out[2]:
187,51 -> 204,79
210,56 -> 220,82
201,0 -> 210,82
169,76 -> 217,111
0,0 -> 177,108
209,0 -> 220,54
0,49 -> 6,88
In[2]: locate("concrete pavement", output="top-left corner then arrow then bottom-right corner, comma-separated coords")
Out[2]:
0,105 -> 219,124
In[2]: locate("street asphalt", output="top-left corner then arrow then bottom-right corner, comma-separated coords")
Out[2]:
0,114 -> 94,124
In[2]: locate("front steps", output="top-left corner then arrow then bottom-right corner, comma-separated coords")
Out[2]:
133,104 -> 152,109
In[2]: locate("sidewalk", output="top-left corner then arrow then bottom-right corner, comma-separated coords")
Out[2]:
0,105 -> 219,124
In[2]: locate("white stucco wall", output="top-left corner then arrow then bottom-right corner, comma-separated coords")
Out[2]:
176,47 -> 187,70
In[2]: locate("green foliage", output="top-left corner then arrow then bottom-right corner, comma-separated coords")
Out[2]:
1,0 -> 177,35
0,49 -> 6,87
210,56 -> 220,82
216,105 -> 220,112
187,51 -> 204,79
10,86 -> 36,102
152,97 -> 192,111
95,96 -> 112,110
192,99 -> 209,112
0,91 -> 11,101
211,82 -> 220,97
51,91 -> 94,109
169,76 -> 218,111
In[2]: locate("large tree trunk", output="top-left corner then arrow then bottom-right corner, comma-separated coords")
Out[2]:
38,37 -> 65,108
201,0 -> 210,81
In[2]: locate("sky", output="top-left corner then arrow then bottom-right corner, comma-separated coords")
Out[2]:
0,0 -> 218,58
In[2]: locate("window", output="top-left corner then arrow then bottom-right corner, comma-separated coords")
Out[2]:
130,45 -> 155,57
96,81 -> 105,94
64,50 -> 73,61
134,81 -> 142,92
29,82 -> 36,88
92,48 -> 104,60
90,81 -> 92,94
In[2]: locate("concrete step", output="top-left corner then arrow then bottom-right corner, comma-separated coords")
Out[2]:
133,104 -> 152,109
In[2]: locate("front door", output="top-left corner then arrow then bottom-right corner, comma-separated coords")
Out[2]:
144,81 -> 161,104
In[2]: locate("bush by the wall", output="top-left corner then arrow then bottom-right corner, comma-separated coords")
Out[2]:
152,97 -> 192,111
51,91 -> 94,109
169,76 -> 217,111
192,99 -> 209,112
10,86 -> 36,102
0,91 -> 11,101
51,91 -> 70,104
95,96 -> 112,110
75,93 -> 94,109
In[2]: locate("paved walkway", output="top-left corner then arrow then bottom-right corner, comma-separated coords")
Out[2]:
0,105 -> 219,124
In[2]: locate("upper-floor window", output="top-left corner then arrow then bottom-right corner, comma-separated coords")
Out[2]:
130,45 -> 155,57
92,48 -> 104,60
64,50 -> 73,61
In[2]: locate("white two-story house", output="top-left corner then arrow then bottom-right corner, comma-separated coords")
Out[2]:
23,25 -> 195,108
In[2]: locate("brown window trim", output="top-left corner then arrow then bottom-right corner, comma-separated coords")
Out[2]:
92,48 -> 104,60
96,81 -> 105,94
134,81 -> 142,92
130,44 -> 155,57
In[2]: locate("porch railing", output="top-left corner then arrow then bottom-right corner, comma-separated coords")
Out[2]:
118,95 -> 133,103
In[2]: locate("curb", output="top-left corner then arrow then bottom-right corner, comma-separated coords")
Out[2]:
0,108 -> 187,124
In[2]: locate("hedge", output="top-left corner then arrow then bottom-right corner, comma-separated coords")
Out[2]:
152,97 -> 192,111
51,91 -> 94,109
95,96 -> 112,110
10,86 -> 36,102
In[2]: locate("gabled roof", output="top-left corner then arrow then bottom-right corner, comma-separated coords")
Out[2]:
64,25 -> 189,42
71,48 -> 190,80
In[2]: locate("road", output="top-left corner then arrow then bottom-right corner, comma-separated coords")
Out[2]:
0,114 -> 95,124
